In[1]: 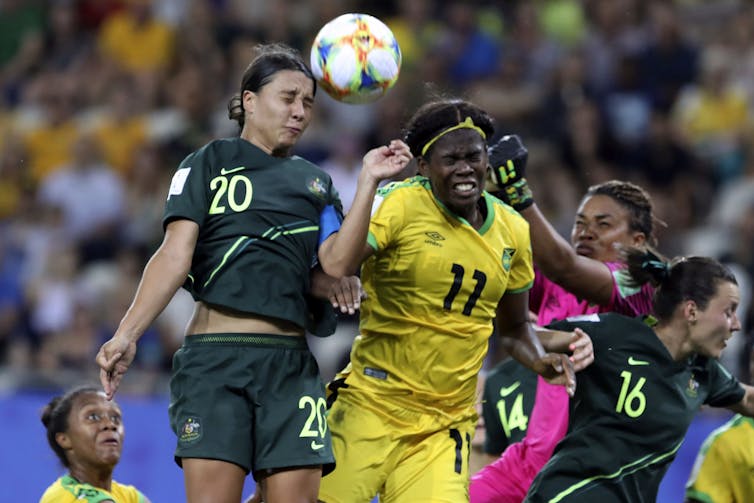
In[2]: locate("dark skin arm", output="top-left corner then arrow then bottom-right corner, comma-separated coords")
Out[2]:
519,203 -> 617,305
495,291 -> 575,396
309,267 -> 364,315
535,325 -> 593,372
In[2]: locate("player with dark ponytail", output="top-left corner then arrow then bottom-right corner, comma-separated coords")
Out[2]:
525,250 -> 753,502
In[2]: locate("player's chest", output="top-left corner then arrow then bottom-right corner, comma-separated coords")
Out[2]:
388,223 -> 512,294
591,349 -> 706,431
206,165 -> 328,218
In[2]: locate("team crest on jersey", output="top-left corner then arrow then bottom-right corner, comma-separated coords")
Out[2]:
179,416 -> 202,444
502,248 -> 516,271
307,177 -> 327,199
686,374 -> 699,398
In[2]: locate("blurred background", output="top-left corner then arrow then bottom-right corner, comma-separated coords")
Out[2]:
0,0 -> 752,501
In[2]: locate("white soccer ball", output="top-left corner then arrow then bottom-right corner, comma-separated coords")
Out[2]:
310,13 -> 402,104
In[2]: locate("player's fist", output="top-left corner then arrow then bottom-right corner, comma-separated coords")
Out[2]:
488,134 -> 528,187
486,134 -> 533,211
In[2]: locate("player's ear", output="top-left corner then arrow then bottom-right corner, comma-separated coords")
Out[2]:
416,156 -> 428,177
632,232 -> 646,247
56,432 -> 72,450
242,90 -> 256,115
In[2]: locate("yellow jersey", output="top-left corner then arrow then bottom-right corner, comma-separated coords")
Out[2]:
39,474 -> 147,503
685,414 -> 754,503
346,177 -> 534,412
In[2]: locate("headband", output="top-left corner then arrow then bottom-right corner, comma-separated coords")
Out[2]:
420,117 -> 487,157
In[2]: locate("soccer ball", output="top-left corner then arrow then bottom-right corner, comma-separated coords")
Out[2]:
310,13 -> 401,104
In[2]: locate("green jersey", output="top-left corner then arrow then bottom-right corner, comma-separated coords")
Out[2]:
482,358 -> 538,455
163,137 -> 343,333
526,313 -> 745,503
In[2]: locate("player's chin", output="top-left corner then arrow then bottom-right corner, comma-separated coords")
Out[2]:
707,341 -> 727,359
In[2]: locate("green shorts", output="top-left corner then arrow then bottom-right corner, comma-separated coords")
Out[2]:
168,333 -> 335,476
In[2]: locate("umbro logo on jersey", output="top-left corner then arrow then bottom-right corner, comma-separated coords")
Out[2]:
424,231 -> 445,247
628,357 -> 650,366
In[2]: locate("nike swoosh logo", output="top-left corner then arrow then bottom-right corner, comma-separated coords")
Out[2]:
499,381 -> 521,397
220,166 -> 245,175
628,357 -> 650,366
311,440 -> 324,450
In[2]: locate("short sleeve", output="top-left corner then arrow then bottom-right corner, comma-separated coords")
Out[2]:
705,360 -> 745,408
505,218 -> 534,294
366,184 -> 405,251
326,178 -> 344,217
318,205 -> 343,246
163,150 -> 209,229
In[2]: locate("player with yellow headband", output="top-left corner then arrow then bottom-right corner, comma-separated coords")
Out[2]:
317,99 -> 594,503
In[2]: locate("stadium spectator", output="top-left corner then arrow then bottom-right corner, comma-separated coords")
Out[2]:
96,0 -> 177,106
37,132 -> 126,264
95,43 -> 410,503
39,385 -> 151,503
318,98 -> 589,503
20,74 -> 81,183
526,251 -> 754,502
672,45 -> 750,185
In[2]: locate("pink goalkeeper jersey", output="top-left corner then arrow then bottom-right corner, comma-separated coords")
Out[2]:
469,263 -> 654,503
470,377 -> 568,503
530,262 -> 653,326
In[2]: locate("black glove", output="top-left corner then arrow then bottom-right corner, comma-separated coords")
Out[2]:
487,134 -> 534,211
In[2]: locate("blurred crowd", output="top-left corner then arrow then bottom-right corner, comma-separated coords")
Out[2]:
0,0 -> 753,394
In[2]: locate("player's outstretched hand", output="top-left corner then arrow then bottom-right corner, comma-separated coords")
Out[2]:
95,334 -> 137,400
533,353 -> 576,397
567,328 -> 593,372
329,275 -> 366,315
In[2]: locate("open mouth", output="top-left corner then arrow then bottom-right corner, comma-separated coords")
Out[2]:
100,436 -> 120,446
575,245 -> 594,257
453,182 -> 477,195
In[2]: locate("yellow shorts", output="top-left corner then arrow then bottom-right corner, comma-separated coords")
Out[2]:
319,381 -> 476,503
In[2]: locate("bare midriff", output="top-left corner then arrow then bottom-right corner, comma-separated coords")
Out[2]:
185,301 -> 305,337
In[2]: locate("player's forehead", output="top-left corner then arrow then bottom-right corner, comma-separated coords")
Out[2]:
74,391 -> 120,413
263,70 -> 314,97
576,194 -> 629,220
431,129 -> 486,156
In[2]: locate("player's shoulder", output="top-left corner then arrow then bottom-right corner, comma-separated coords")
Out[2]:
485,192 -> 530,236
550,312 -> 650,339
485,191 -> 526,219
111,479 -> 147,502
371,176 -> 428,213
700,415 -> 754,454
377,175 -> 428,197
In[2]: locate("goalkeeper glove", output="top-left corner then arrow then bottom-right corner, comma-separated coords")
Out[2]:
487,134 -> 534,211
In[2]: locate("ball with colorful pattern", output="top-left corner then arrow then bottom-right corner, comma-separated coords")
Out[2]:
310,13 -> 402,104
